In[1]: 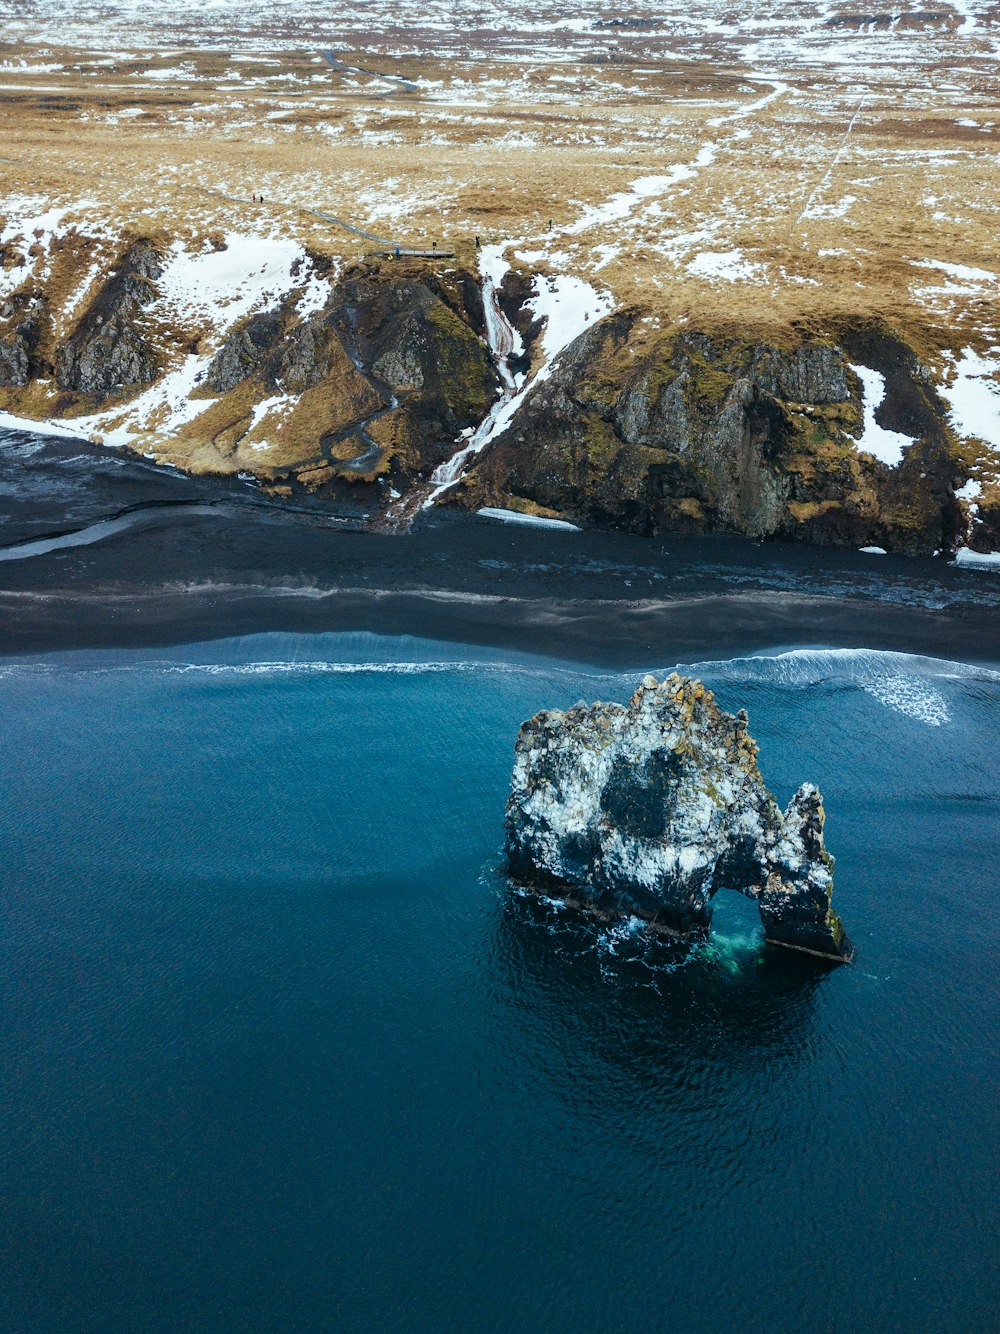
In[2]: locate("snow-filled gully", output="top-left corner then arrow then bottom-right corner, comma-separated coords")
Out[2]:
375,243 -> 612,532
424,252 -> 522,501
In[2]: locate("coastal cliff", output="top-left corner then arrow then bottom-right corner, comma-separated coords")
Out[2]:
506,673 -> 854,962
0,218 -> 995,557
465,301 -> 990,557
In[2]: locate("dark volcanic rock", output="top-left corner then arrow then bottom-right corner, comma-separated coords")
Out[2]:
329,266 -> 498,471
56,238 -> 162,400
0,330 -> 30,387
206,309 -> 282,393
0,294 -> 43,387
505,673 -> 853,962
468,317 -> 963,557
759,785 -> 849,957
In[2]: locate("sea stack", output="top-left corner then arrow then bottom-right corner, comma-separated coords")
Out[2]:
505,673 -> 854,962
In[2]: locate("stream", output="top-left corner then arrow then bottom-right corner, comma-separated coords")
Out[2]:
374,246 -> 525,533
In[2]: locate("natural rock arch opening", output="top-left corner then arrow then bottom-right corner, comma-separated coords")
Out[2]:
705,884 -> 764,944
709,880 -> 773,933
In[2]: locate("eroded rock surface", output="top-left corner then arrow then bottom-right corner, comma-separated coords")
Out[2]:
0,218 -> 991,553
56,238 -> 163,400
466,314 -> 970,557
505,673 -> 853,962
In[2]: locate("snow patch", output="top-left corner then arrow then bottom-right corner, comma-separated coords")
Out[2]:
914,258 -> 997,283
525,273 -> 615,366
953,547 -> 1000,568
940,347 -> 1000,451
154,233 -> 310,329
0,411 -> 87,441
849,363 -> 915,466
477,507 -> 580,530
55,353 -> 216,449
563,161 -> 699,236
687,249 -> 763,283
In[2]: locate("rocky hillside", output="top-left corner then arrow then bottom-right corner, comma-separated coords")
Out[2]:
0,221 -> 498,502
0,211 -> 996,556
465,296 -> 995,557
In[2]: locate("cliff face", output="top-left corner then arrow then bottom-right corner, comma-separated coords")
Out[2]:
56,239 -> 163,399
0,219 -> 993,555
463,312 -> 972,557
0,291 -> 40,388
169,255 -> 498,492
0,234 -> 498,500
505,673 -> 853,962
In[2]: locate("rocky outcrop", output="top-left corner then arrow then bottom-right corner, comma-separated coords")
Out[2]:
758,785 -> 848,958
0,327 -> 31,387
189,261 -> 498,487
56,239 -> 162,400
466,315 -> 969,557
205,310 -> 282,394
331,266 -> 497,473
0,294 -> 41,387
0,215 -> 990,553
505,673 -> 853,962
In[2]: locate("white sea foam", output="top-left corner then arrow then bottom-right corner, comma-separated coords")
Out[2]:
857,672 -> 950,726
167,659 -> 484,677
675,647 -> 1000,727
2,642 -> 994,737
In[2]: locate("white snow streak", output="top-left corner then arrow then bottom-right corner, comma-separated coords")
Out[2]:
849,363 -> 915,466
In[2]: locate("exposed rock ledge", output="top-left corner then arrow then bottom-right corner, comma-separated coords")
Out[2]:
505,673 -> 854,963
0,214 -> 994,555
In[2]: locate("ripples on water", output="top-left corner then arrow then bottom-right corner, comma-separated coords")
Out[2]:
1,633 -> 997,1333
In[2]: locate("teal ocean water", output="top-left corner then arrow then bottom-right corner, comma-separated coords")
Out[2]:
2,633 -> 998,1332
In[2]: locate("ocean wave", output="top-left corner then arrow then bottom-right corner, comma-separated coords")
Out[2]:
675,647 -> 1000,727
165,659 -> 488,677
1,644 -> 997,729
0,435 -> 49,459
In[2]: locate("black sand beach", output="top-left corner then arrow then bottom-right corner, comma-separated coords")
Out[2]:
1,425 -> 998,666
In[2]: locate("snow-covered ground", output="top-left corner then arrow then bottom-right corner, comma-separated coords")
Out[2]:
476,507 -> 580,530
422,244 -> 614,506
849,364 -> 916,467
155,233 -> 330,328
1,0 -> 998,546
939,347 -> 1000,452
0,205 -> 335,451
4,0 -> 997,68
953,547 -> 1000,567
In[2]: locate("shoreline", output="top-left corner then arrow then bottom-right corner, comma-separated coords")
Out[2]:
1,424 -> 998,669
2,582 -> 998,670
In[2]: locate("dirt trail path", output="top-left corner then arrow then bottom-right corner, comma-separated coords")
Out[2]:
0,151 -> 409,251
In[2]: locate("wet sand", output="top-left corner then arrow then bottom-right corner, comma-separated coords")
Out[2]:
1,425 -> 998,667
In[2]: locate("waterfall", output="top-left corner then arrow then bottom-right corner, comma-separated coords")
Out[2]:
373,243 -> 612,532
423,254 -> 524,503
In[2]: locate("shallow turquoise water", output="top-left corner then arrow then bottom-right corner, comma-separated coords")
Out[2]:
2,634 -> 998,1332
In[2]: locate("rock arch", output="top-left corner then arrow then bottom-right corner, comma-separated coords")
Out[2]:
505,673 -> 853,962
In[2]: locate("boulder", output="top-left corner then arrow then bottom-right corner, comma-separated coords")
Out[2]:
505,673 -> 854,962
